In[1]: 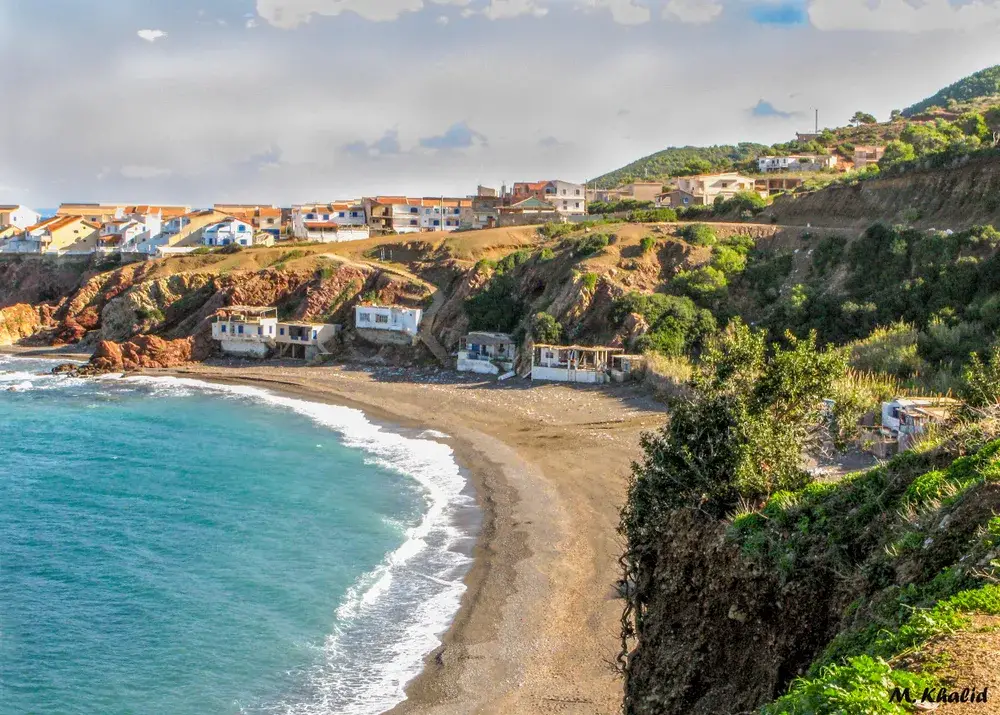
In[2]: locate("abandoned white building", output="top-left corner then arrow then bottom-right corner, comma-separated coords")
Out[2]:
457,332 -> 516,375
531,344 -> 623,384
211,306 -> 339,359
610,354 -> 646,383
275,322 -> 341,360
354,305 -> 423,335
211,306 -> 279,358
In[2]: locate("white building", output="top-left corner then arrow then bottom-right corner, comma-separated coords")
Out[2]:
419,198 -> 472,232
275,321 -> 341,360
211,306 -> 279,358
457,332 -> 516,375
757,155 -> 838,173
546,180 -> 587,216
0,205 -> 42,230
354,305 -> 423,335
203,218 -> 256,247
292,202 -> 370,241
531,344 -> 623,384
384,198 -> 424,234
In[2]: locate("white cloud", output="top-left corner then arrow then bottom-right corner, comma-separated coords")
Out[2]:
809,0 -> 1000,33
246,17 -> 259,28
437,14 -> 449,23
664,0 -> 723,24
120,165 -> 172,179
136,29 -> 167,42
481,0 -> 549,19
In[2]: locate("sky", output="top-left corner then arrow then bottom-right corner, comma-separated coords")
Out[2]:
0,0 -> 998,207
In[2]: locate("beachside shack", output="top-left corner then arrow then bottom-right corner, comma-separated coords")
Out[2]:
275,321 -> 341,360
611,354 -> 646,383
457,332 -> 516,375
878,397 -> 961,452
531,344 -> 623,384
354,305 -> 423,336
211,306 -> 278,358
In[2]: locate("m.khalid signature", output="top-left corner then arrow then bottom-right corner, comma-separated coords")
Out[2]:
890,686 -> 989,705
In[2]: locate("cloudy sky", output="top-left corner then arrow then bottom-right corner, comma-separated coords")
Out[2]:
0,0 -> 998,207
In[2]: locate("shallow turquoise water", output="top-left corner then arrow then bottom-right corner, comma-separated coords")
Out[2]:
0,357 -> 476,715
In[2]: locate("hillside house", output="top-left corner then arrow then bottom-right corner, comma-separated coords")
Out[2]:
471,196 -> 502,230
664,173 -> 762,208
292,202 -> 370,241
757,155 -> 837,173
0,205 -> 41,230
419,198 -> 473,231
98,218 -> 150,254
203,218 -> 256,247
531,344 -> 623,384
160,209 -> 231,250
364,198 -> 394,234
854,146 -> 886,169
512,180 -> 586,215
354,305 -> 423,335
214,205 -> 283,237
457,332 -> 516,375
211,306 -> 278,358
275,322 -> 341,360
755,176 -> 805,196
17,216 -> 101,254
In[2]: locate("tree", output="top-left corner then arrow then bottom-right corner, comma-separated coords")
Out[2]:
890,109 -> 903,122
958,112 -> 991,141
960,346 -> 1000,409
900,123 -> 950,155
879,140 -> 916,167
620,320 -> 847,527
531,312 -> 562,344
850,111 -> 878,126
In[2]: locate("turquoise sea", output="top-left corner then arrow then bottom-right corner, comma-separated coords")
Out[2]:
0,356 -> 477,715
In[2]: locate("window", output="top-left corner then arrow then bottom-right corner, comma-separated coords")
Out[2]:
561,189 -> 566,195
575,202 -> 580,209
433,220 -> 440,226
410,207 -> 418,214
221,324 -> 227,333
269,326 -> 273,335
358,312 -> 371,323
280,327 -> 286,335
339,212 -> 346,218
683,197 -> 690,205
238,325 -> 244,334
410,219 -> 418,226
575,189 -> 581,195
312,330 -> 318,340
258,326 -> 262,335
375,314 -> 389,324
237,224 -> 246,232
323,214 -> 330,220
306,213 -> 315,219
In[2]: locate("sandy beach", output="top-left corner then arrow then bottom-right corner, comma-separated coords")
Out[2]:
137,360 -> 666,715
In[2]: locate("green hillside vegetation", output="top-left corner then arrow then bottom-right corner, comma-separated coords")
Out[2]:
590,143 -> 770,189
903,64 -> 1000,117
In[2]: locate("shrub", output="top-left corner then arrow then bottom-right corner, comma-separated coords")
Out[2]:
474,258 -> 497,273
715,191 -> 767,216
612,292 -> 716,357
628,208 -> 677,223
710,246 -> 747,275
538,222 -> 576,239
531,312 -> 562,343
465,272 -> 523,333
960,346 -> 1000,408
136,306 -> 165,323
672,266 -> 728,301
191,246 -> 212,255
574,234 -> 610,257
678,223 -> 717,247
581,272 -> 599,292
538,247 -> 555,262
218,243 -> 244,255
639,236 -> 656,254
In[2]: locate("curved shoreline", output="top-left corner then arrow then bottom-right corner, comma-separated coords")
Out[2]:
124,362 -> 667,713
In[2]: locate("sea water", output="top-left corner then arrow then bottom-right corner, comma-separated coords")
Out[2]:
0,355 -> 477,715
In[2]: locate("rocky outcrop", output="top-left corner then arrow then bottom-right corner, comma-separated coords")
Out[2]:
0,304 -> 43,345
88,335 -> 194,372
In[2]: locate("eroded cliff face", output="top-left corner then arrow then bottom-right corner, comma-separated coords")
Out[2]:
0,257 -> 92,309
766,155 -> 1000,230
0,304 -> 43,346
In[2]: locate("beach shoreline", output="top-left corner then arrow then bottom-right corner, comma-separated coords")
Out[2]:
142,361 -> 665,715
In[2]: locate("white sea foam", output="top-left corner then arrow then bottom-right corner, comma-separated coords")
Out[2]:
120,375 -> 477,715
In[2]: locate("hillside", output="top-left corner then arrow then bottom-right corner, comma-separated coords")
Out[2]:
590,143 -> 770,189
903,64 -> 1000,117
764,153 -> 1000,230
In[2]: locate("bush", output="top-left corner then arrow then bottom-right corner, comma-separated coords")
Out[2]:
639,236 -> 656,254
538,247 -> 555,262
531,312 -> 562,343
679,223 -> 717,247
218,243 -> 244,255
581,272 -> 599,292
714,191 -> 767,216
710,246 -> 747,275
672,266 -> 728,301
628,208 -> 677,223
960,346 -> 1000,408
538,222 -> 576,239
191,246 -> 212,255
136,306 -> 165,323
573,234 -> 610,257
612,292 -> 716,357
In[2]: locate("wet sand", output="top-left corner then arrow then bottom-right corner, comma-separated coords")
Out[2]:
146,361 -> 666,715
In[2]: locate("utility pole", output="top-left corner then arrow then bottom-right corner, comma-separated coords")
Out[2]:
815,108 -> 819,135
